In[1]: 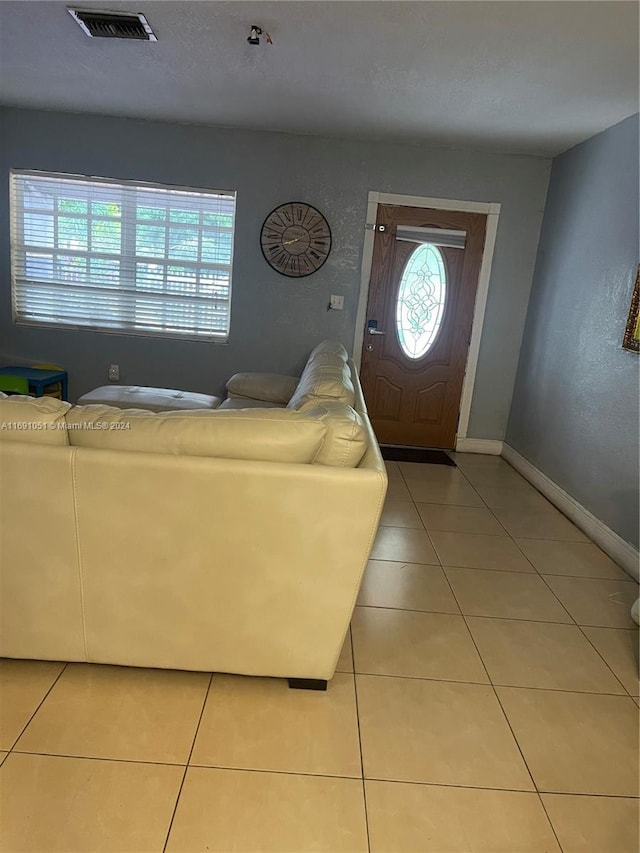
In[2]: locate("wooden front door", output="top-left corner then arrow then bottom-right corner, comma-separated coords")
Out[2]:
360,204 -> 487,449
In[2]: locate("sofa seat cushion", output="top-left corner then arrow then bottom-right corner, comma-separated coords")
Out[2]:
0,393 -> 71,445
301,401 -> 368,467
287,360 -> 355,411
225,373 -> 299,405
65,404 -> 326,464
77,385 -> 222,413
218,398 -> 285,410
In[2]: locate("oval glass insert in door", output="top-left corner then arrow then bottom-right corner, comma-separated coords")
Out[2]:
395,243 -> 447,359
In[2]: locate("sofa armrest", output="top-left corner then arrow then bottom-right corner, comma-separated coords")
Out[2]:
226,372 -> 299,405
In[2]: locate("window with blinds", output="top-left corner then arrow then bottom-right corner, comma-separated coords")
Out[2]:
10,171 -> 236,341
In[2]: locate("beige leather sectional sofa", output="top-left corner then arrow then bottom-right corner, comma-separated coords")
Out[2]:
0,341 -> 387,688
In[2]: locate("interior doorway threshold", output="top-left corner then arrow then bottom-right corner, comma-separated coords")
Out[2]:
381,446 -> 456,466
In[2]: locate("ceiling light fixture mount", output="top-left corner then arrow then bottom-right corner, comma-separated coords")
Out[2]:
247,25 -> 273,46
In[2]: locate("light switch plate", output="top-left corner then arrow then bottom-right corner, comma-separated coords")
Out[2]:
330,294 -> 344,310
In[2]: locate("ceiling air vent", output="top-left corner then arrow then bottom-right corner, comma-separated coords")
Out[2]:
67,7 -> 157,41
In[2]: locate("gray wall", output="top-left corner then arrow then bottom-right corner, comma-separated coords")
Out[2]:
507,115 -> 639,547
0,107 -> 550,438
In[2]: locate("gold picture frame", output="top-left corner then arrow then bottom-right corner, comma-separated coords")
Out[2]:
622,264 -> 640,354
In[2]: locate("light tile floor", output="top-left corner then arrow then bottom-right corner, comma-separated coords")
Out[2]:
1,453 -> 638,852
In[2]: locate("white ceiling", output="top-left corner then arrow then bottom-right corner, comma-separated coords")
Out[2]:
0,1 -> 637,156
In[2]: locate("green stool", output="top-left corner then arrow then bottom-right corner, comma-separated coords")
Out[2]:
0,375 -> 30,395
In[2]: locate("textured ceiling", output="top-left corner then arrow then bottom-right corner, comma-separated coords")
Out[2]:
0,1 -> 637,156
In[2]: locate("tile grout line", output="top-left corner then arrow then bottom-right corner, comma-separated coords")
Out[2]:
5,662 -> 68,753
535,566 -> 638,627
170,764 -> 359,781
402,463 -> 574,634
455,481 -> 629,635
464,616 -> 567,852
451,457 -> 610,547
354,600 -> 639,629
478,496 -> 513,538
428,557 -> 560,836
355,602 -> 462,617
383,454 -> 638,838
6,743 -> 640,799
489,682 -> 566,851
528,570 -> 636,582
411,458 -> 636,841
404,471 -> 593,816
574,624 -> 636,698
380,466 -> 638,706
371,548 -> 636,582
11,741 -> 640,786
344,776 -> 640,799
396,471 -> 446,561
161,672 -> 213,853
389,459 -> 637,633
398,462 -> 487,514
420,468 -> 637,695
9,749 -> 187,768
436,569 -> 494,688
370,503 -> 560,853
535,572 -> 637,583
349,630 -> 372,853
495,519 -> 580,626
382,515 -> 639,549
537,791 -> 567,852
340,667 -> 634,698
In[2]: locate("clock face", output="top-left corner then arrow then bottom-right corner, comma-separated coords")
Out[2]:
260,202 -> 332,278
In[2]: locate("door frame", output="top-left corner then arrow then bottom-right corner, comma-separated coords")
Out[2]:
353,191 -> 501,445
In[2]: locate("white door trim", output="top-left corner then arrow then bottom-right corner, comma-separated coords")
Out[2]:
352,191 -> 501,442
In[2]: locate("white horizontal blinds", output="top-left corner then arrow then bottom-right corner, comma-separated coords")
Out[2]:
395,226 -> 467,249
10,171 -> 236,340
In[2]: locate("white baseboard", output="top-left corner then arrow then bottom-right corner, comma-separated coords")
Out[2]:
455,438 -> 504,455
502,444 -> 639,581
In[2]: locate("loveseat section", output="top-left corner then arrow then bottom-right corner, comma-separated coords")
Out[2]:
0,342 -> 388,685
72,450 -> 386,680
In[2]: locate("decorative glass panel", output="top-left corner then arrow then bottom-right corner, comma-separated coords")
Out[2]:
395,243 -> 447,359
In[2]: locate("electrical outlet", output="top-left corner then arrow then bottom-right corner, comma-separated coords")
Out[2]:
330,294 -> 344,310
108,364 -> 120,382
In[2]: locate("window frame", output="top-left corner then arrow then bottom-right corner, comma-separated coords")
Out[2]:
9,169 -> 237,343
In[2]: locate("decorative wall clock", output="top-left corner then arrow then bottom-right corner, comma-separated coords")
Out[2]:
260,202 -> 332,277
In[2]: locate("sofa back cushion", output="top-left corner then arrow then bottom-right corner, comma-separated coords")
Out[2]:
0,394 -> 71,445
287,360 -> 355,411
218,398 -> 285,410
302,402 -> 368,467
308,340 -> 348,362
304,352 -> 348,369
226,372 -> 299,405
65,405 -> 326,464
